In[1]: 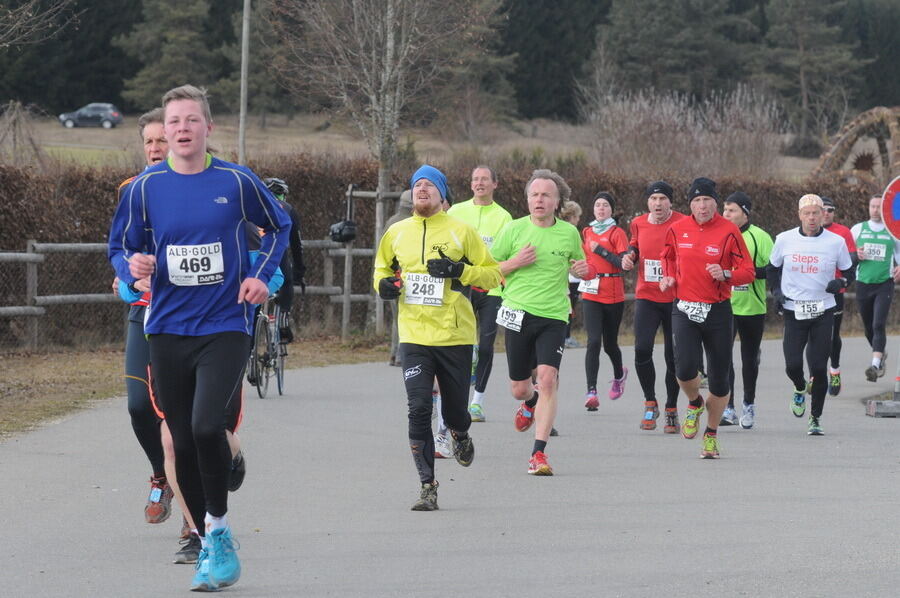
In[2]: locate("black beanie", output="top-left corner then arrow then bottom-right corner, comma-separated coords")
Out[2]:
645,180 -> 674,201
725,191 -> 752,216
593,191 -> 616,211
688,177 -> 719,201
821,196 -> 835,208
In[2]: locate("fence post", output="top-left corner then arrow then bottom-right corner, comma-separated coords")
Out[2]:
25,239 -> 39,349
323,247 -> 334,333
341,240 -> 353,342
374,191 -> 385,335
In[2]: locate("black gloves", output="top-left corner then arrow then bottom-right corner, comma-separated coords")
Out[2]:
825,278 -> 846,294
378,276 -> 402,300
427,249 -> 465,279
772,288 -> 785,308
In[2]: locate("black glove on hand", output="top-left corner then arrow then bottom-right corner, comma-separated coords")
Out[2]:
378,276 -> 402,300
427,249 -> 465,279
825,278 -> 846,294
772,288 -> 785,308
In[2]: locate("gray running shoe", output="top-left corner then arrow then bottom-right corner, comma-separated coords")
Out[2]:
451,434 -> 474,467
720,406 -> 737,426
411,481 -> 439,511
174,532 -> 201,564
227,451 -> 246,492
739,403 -> 755,429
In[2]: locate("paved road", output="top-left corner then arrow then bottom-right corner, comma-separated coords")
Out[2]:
1,335 -> 899,597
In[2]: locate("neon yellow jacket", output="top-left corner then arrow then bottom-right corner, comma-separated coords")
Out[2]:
374,211 -> 501,346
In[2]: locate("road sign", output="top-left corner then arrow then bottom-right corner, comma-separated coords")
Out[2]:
881,175 -> 900,241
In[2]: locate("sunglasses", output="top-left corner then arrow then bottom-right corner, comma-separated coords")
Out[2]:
824,208 -> 835,213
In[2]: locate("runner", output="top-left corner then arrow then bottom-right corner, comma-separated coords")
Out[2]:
560,200 -> 584,348
660,177 -> 755,458
850,195 -> 900,382
720,192 -> 773,429
374,164 -> 501,511
109,85 -> 290,591
768,194 -> 854,435
821,196 -> 857,395
580,192 -> 629,410
622,181 -> 685,432
491,169 -> 591,475
446,165 -> 512,422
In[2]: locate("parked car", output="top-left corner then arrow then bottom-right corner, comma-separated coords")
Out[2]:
58,103 -> 124,129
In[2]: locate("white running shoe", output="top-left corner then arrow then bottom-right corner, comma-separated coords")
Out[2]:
434,433 -> 451,459
720,406 -> 737,426
740,403 -> 755,429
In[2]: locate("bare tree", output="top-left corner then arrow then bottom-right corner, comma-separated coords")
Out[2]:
0,0 -> 76,49
267,0 -> 495,195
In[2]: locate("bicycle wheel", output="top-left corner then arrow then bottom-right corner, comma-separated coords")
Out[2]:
273,305 -> 286,395
252,313 -> 270,398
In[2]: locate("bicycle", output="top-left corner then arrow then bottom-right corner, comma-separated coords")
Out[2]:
248,297 -> 288,398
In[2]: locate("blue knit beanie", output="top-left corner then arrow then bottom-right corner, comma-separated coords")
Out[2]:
410,164 -> 448,200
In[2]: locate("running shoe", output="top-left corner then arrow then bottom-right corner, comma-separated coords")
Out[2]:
145,476 -> 174,524
807,416 -> 824,436
190,548 -> 213,591
550,427 -> 559,437
791,389 -> 806,417
527,451 -> 553,476
564,337 -> 581,348
876,353 -> 887,378
865,365 -> 878,382
640,401 -> 659,431
663,408 -> 679,434
411,481 -> 439,511
514,402 -> 535,432
207,527 -> 241,589
609,367 -> 628,400
700,433 -> 720,459
175,532 -> 202,565
227,451 -> 246,492
451,433 -> 475,467
739,403 -> 755,429
434,433 -> 451,459
681,400 -> 705,439
828,372 -> 842,396
720,406 -> 737,426
584,389 -> 600,411
469,403 -> 485,422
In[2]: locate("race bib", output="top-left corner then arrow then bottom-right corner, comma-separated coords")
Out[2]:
403,272 -> 444,306
496,305 -> 525,332
794,299 -> 825,320
732,284 -> 749,292
166,242 -> 224,286
577,277 -> 599,294
644,259 -> 663,283
677,300 -> 711,323
863,243 -> 887,261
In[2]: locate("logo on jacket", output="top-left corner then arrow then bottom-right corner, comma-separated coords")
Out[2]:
431,243 -> 449,254
705,245 -> 720,256
214,197 -> 228,204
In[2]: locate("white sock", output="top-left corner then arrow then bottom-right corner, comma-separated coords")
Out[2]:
472,391 -> 485,406
435,395 -> 445,431
873,357 -> 882,368
198,532 -> 208,549
205,514 -> 228,534
830,367 -> 840,375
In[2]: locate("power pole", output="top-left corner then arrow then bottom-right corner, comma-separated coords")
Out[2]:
238,0 -> 251,165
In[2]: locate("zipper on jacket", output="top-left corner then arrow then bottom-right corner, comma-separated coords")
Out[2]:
421,219 -> 427,264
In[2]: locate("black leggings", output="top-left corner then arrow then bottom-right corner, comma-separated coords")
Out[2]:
149,332 -> 250,533
728,314 -> 765,407
829,293 -> 844,369
671,300 -> 734,397
857,280 -> 893,354
783,308 -> 834,417
470,292 -> 501,393
400,343 -> 472,483
583,300 -> 624,389
125,317 -> 164,477
566,281 -> 580,338
633,299 -> 678,408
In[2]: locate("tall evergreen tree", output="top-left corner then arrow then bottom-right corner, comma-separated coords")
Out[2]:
842,0 -> 900,109
501,0 -> 609,120
114,0 -> 219,110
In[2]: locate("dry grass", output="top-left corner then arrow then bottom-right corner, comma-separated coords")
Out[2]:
0,334 -> 392,439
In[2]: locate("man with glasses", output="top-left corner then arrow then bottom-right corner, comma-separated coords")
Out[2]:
820,196 -> 857,395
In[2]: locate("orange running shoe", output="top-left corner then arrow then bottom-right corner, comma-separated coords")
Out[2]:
640,401 -> 659,430
514,402 -> 535,432
145,476 -> 173,524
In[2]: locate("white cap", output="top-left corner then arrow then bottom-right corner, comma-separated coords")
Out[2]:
798,194 -> 823,210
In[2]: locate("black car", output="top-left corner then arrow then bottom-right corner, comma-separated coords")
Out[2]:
58,103 -> 124,129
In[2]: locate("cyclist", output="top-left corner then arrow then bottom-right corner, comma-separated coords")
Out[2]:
621,181 -> 685,432
580,191 -> 629,410
720,192 -> 773,429
446,165 -> 512,422
769,194 -> 854,435
109,85 -> 290,591
660,177 -> 755,459
374,165 -> 501,511
491,169 -> 591,476
262,177 -> 306,343
851,195 -> 900,382
821,196 -> 857,395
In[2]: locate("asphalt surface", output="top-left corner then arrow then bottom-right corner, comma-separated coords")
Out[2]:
1,335 -> 898,597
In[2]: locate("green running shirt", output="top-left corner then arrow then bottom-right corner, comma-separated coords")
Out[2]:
448,199 -> 513,297
730,224 -> 774,316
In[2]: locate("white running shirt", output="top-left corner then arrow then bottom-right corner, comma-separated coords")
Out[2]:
770,227 -> 852,311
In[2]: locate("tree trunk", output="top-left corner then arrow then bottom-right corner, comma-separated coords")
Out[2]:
798,35 -> 809,139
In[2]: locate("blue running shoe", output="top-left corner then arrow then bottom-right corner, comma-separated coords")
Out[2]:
207,527 -> 241,589
190,548 -> 215,592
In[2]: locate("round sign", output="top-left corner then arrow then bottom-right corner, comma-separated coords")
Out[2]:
882,176 -> 900,241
